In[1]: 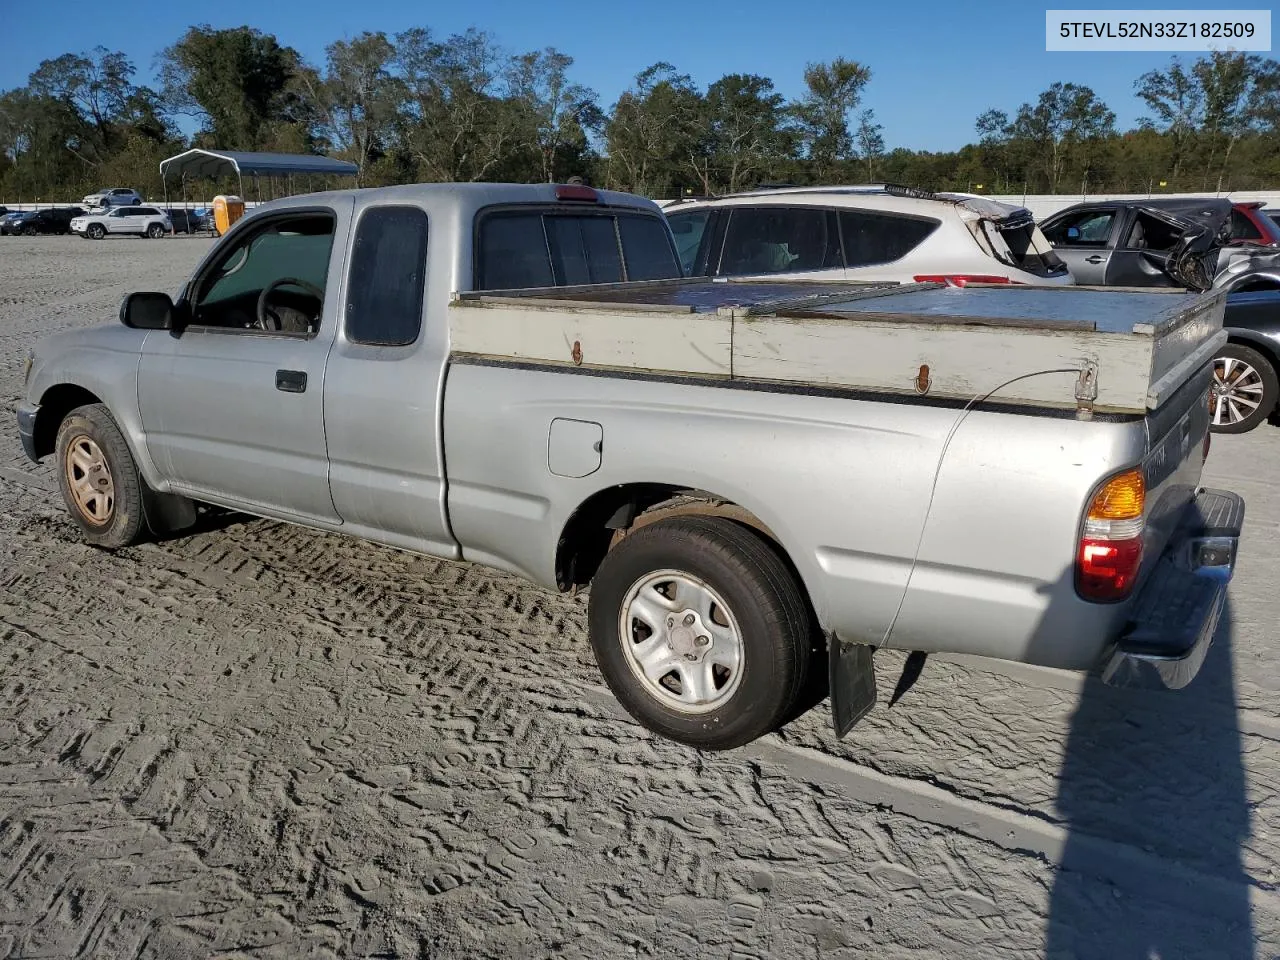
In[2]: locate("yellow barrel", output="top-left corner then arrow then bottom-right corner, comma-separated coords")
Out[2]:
212,195 -> 246,236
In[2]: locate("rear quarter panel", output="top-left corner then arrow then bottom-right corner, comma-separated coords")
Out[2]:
443,363 -> 1148,669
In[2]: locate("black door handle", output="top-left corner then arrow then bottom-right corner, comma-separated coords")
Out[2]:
1085,255 -> 1107,264
276,369 -> 307,393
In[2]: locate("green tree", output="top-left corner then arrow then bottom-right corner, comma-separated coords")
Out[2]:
793,58 -> 871,176
508,47 -> 600,182
853,108 -> 884,182
1005,82 -> 1115,192
1193,51 -> 1280,187
704,74 -> 790,192
304,32 -> 399,183
605,63 -> 704,197
159,25 -> 307,148
394,27 -> 524,183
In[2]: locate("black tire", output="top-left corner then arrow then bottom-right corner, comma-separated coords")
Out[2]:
87,224 -> 105,240
588,516 -> 814,750
1211,342 -> 1279,434
23,225 -> 36,237
54,404 -> 149,549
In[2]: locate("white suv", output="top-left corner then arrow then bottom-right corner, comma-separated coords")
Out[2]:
665,185 -> 1071,286
82,187 -> 143,209
71,206 -> 172,240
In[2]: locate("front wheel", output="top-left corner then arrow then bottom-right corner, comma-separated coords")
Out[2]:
54,404 -> 149,549
87,224 -> 105,240
587,516 -> 815,750
1211,343 -> 1279,434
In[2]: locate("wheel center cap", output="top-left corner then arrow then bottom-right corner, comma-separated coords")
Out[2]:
669,624 -> 697,656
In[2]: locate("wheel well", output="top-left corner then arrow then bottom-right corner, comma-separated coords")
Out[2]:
32,384 -> 102,459
555,484 -> 785,592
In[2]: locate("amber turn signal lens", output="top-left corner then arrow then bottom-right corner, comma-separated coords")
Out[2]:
1088,469 -> 1145,521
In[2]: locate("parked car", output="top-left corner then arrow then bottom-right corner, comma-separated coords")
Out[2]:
3,207 -> 86,236
81,187 -> 143,209
164,208 -> 211,234
0,211 -> 26,235
665,184 -> 1072,286
0,206 -> 8,218
1211,290 -> 1280,433
15,183 -> 1243,750
1040,198 -> 1280,292
71,206 -> 172,239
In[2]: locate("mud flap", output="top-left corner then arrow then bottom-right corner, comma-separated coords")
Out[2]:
829,635 -> 876,737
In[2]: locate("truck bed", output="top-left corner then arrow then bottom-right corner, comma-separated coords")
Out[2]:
449,279 -> 1226,415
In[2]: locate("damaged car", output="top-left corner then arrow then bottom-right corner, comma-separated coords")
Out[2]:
1041,198 -> 1280,293
666,184 -> 1072,286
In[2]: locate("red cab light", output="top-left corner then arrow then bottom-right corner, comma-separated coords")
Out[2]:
555,184 -> 600,203
912,274 -> 1018,286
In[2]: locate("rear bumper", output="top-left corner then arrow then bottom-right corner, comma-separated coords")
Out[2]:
1100,488 -> 1244,690
16,401 -> 39,463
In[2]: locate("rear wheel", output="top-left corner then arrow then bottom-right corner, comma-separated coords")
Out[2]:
587,516 -> 814,750
54,404 -> 149,549
1211,343 -> 1278,434
146,223 -> 163,238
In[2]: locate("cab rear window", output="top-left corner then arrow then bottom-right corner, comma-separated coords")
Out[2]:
476,209 -> 681,290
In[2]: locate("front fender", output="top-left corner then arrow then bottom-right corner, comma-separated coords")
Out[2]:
26,328 -> 167,490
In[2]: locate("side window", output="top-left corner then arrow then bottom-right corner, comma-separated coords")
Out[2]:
1229,209 -> 1262,243
668,210 -> 711,275
1042,209 -> 1115,247
618,213 -> 683,280
719,207 -> 841,275
193,212 -> 335,333
840,211 -> 939,267
477,213 -> 554,290
1122,211 -> 1181,251
346,206 -> 429,346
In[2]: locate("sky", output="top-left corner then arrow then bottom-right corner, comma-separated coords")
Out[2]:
0,0 -> 1274,152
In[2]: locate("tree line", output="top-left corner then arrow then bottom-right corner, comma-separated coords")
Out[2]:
1,24 -> 1278,203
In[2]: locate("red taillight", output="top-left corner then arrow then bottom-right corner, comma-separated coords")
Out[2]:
1077,538 -> 1144,602
555,184 -> 599,202
912,274 -> 1019,286
1076,468 -> 1145,602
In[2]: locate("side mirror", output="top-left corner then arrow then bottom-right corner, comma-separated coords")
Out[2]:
119,291 -> 175,330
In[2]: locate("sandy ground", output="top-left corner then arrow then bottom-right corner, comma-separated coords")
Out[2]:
1,235 -> 1278,959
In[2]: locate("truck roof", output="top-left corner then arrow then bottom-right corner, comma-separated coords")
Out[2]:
251,182 -> 665,216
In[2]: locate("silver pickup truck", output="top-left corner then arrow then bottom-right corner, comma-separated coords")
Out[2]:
17,182 -> 1246,750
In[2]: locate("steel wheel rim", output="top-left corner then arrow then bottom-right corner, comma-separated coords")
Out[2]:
618,569 -> 745,715
1212,356 -> 1266,426
64,435 -> 114,525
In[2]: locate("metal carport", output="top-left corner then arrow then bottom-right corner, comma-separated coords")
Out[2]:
159,149 -> 358,207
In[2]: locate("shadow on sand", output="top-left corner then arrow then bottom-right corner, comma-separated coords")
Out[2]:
1045,600 -> 1254,958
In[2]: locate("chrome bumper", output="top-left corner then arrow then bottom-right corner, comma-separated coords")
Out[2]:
1101,488 -> 1244,690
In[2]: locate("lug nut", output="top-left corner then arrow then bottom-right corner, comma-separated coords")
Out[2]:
667,617 -> 674,627
683,614 -> 696,626
695,635 -> 709,647
683,653 -> 697,661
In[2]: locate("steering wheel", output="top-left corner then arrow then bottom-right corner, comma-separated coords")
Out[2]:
256,277 -> 325,332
